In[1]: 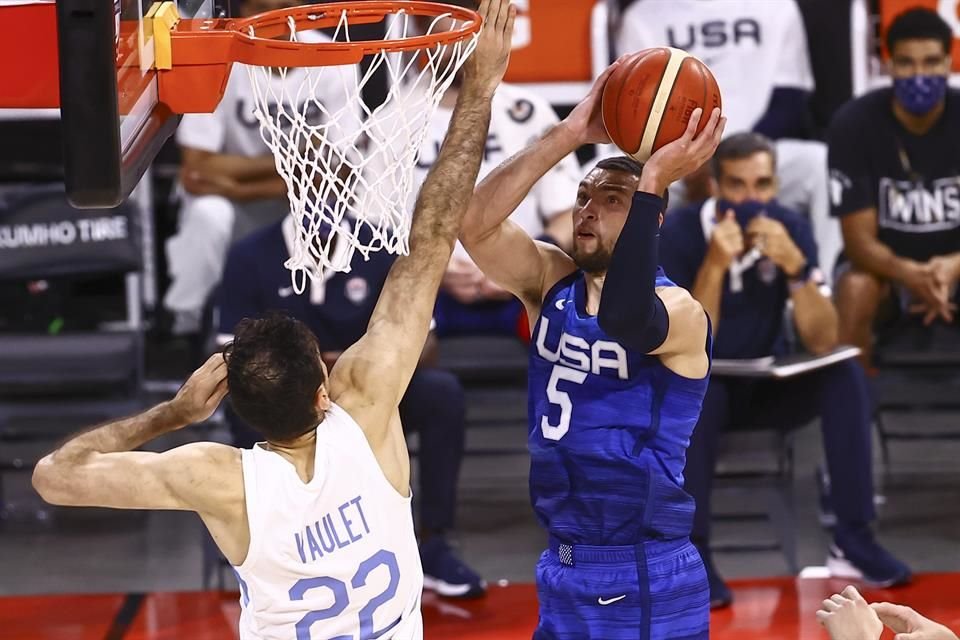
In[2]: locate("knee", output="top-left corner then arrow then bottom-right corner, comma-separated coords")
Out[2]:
835,271 -> 883,318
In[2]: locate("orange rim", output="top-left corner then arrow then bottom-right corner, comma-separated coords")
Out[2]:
227,1 -> 481,67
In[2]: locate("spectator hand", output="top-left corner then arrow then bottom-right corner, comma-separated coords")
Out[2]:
903,262 -> 955,325
746,214 -> 806,277
872,601 -> 960,640
816,586 -> 883,640
463,0 -> 517,95
640,108 -> 726,196
706,210 -> 745,271
172,354 -> 229,426
181,167 -> 240,199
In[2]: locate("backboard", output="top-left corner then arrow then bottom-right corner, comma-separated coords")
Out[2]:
0,0 -> 218,207
58,0 -> 217,207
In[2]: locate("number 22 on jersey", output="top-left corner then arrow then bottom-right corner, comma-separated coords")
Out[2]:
288,548 -> 400,640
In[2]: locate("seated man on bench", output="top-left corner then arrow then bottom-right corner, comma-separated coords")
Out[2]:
659,132 -> 910,609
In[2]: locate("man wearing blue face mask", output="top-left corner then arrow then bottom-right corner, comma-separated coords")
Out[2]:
660,132 -> 911,609
829,8 -> 960,370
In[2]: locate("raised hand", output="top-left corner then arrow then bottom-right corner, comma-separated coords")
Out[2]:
640,107 -> 726,196
903,261 -> 954,324
562,55 -> 631,145
816,586 -> 884,640
463,0 -> 517,95
172,354 -> 229,425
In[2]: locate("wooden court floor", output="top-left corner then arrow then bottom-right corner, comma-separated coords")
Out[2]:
2,574 -> 958,639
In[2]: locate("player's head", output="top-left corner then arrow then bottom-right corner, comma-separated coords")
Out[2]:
223,313 -> 331,443
710,132 -> 778,205
886,8 -> 952,115
571,156 -> 667,275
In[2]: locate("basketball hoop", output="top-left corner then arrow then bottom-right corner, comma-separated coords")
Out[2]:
0,0 -> 480,280
159,1 -> 482,291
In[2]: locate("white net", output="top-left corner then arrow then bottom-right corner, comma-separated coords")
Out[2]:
245,8 -> 479,293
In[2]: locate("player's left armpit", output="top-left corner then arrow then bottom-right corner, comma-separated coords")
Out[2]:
597,191 -> 669,353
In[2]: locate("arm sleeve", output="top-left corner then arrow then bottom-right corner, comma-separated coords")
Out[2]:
826,106 -> 874,217
597,191 -> 670,353
218,244 -> 261,335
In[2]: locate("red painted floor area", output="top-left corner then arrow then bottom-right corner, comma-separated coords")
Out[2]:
1,574 -> 958,639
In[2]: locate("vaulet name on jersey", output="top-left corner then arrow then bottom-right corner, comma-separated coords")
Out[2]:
294,494 -> 372,564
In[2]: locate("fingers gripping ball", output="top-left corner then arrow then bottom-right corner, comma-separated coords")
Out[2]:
602,47 -> 722,162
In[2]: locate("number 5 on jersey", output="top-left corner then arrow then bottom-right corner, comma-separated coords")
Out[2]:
541,365 -> 587,441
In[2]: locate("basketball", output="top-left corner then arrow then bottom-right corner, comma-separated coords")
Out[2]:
601,47 -> 722,163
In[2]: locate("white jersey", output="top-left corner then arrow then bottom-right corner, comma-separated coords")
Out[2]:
233,403 -> 423,640
364,83 -> 582,259
617,0 -> 814,134
176,30 -> 361,157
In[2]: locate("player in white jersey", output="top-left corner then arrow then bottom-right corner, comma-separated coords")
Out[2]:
30,2 -> 516,639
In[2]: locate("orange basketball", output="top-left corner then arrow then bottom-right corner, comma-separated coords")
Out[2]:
601,47 -> 722,163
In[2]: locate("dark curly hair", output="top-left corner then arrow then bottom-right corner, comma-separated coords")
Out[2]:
887,8 -> 952,57
223,313 -> 325,442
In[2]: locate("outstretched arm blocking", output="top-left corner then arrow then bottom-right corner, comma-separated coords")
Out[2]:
331,0 -> 517,423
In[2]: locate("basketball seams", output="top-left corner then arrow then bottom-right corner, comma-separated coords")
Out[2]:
602,47 -> 721,161
652,57 -> 708,152
637,48 -> 689,162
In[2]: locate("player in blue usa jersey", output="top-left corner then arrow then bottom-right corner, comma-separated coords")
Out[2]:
459,59 -> 726,640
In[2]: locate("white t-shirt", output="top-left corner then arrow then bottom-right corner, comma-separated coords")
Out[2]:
234,404 -> 423,640
364,83 -> 582,257
177,30 -> 361,157
617,0 -> 814,134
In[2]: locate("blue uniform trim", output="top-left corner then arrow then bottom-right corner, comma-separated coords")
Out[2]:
636,543 -> 651,640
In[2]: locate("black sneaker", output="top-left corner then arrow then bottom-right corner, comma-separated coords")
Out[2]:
828,524 -> 912,588
420,537 -> 486,599
694,542 -> 732,609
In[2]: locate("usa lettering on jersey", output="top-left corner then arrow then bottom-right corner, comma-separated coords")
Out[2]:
534,316 -> 629,380
667,18 -> 762,50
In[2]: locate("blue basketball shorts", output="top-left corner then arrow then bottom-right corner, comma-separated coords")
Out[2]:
532,537 -> 710,640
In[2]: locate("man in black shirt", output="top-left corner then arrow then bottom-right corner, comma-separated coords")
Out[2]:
829,8 -> 960,368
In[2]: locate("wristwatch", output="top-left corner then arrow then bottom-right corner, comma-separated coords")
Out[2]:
786,261 -> 821,293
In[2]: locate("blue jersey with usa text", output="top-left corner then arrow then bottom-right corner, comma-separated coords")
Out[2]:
528,269 -> 711,546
